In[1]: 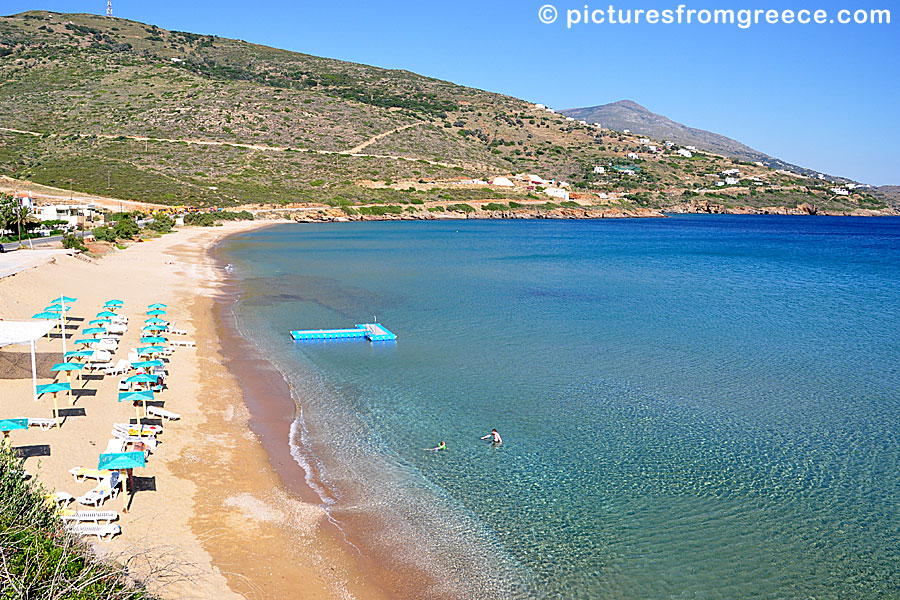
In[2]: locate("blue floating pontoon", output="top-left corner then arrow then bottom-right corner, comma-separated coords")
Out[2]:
290,323 -> 396,342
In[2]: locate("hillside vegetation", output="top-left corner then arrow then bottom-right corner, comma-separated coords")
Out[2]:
0,11 -> 891,214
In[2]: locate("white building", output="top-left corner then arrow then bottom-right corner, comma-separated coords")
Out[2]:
627,152 -> 640,160
721,169 -> 742,177
597,193 -> 608,199
593,166 -> 606,174
545,187 -> 570,201
623,129 -> 631,134
534,104 -> 546,110
831,188 -> 850,196
490,176 -> 515,187
639,138 -> 651,144
647,145 -> 658,152
665,141 -> 675,148
685,145 -> 697,151
725,177 -> 740,185
34,204 -> 105,228
677,149 -> 693,158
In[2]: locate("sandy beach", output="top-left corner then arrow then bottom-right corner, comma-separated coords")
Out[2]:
0,222 -> 392,599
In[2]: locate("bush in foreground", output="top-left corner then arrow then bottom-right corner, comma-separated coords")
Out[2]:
0,446 -> 155,599
62,234 -> 87,251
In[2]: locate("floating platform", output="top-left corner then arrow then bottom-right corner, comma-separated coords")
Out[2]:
290,323 -> 396,342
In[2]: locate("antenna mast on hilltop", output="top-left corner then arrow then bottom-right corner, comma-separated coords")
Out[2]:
106,0 -> 113,17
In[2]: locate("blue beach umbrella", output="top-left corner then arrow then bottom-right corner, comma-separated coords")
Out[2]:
105,300 -> 123,307
147,303 -> 166,309
98,451 -> 146,495
0,418 -> 28,431
142,325 -> 166,332
36,382 -> 71,426
144,318 -> 166,325
0,418 -> 28,446
82,327 -> 107,336
35,382 -> 70,396
44,305 -> 71,313
50,296 -> 77,304
32,311 -> 59,319
51,361 -> 84,388
75,338 -> 100,346
137,346 -> 165,356
119,390 -> 155,423
126,374 -> 157,384
130,359 -> 163,369
146,309 -> 166,316
140,336 -> 166,344
98,451 -> 145,471
65,350 -> 93,360
89,318 -> 112,325
97,310 -> 117,318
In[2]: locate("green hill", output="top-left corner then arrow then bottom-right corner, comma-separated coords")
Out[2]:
0,10 -> 891,214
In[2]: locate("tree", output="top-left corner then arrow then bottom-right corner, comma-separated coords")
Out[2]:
92,225 -> 116,242
62,233 -> 87,251
147,214 -> 173,233
112,217 -> 139,239
0,194 -> 30,235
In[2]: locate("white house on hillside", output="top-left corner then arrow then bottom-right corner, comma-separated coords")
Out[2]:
545,187 -> 570,201
627,152 -> 640,160
593,166 -> 606,174
491,176 -> 515,187
677,149 -> 693,158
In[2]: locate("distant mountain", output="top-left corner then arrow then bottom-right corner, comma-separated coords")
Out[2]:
561,100 -> 846,182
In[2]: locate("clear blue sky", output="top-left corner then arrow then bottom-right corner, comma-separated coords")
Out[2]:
6,0 -> 899,185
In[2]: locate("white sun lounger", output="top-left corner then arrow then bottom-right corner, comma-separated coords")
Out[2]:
77,472 -> 120,507
170,328 -> 188,336
47,491 -> 75,506
66,523 -> 121,541
28,418 -> 59,430
146,406 -> 180,421
87,361 -> 113,372
111,430 -> 157,451
169,339 -> 195,347
104,359 -> 129,376
105,439 -> 126,453
113,423 -> 163,436
60,509 -> 119,524
70,467 -> 112,482
117,377 -> 131,391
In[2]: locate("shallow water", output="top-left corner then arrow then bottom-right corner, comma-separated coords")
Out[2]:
220,215 -> 900,598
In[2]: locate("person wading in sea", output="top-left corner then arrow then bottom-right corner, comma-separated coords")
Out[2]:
481,429 -> 502,445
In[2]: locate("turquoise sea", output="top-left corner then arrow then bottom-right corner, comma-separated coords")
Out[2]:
219,215 -> 900,599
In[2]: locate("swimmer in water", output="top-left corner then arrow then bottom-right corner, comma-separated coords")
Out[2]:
481,429 -> 502,445
431,441 -> 446,451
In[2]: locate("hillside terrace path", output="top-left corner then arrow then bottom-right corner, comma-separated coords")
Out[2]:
0,125 -> 492,172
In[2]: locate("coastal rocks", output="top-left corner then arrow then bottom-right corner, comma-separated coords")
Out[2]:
283,206 -> 668,223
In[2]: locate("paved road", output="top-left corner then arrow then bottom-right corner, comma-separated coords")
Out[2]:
0,248 -> 74,279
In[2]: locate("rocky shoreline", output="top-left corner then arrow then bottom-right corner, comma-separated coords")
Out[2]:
281,206 -> 667,223
266,201 -> 897,224
668,200 -> 898,217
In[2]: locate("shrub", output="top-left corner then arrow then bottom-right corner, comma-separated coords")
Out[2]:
62,234 -> 87,251
445,203 -> 475,213
482,203 -> 509,211
113,217 -> 140,239
92,226 -> 116,242
147,214 -> 174,233
0,446 -> 153,597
